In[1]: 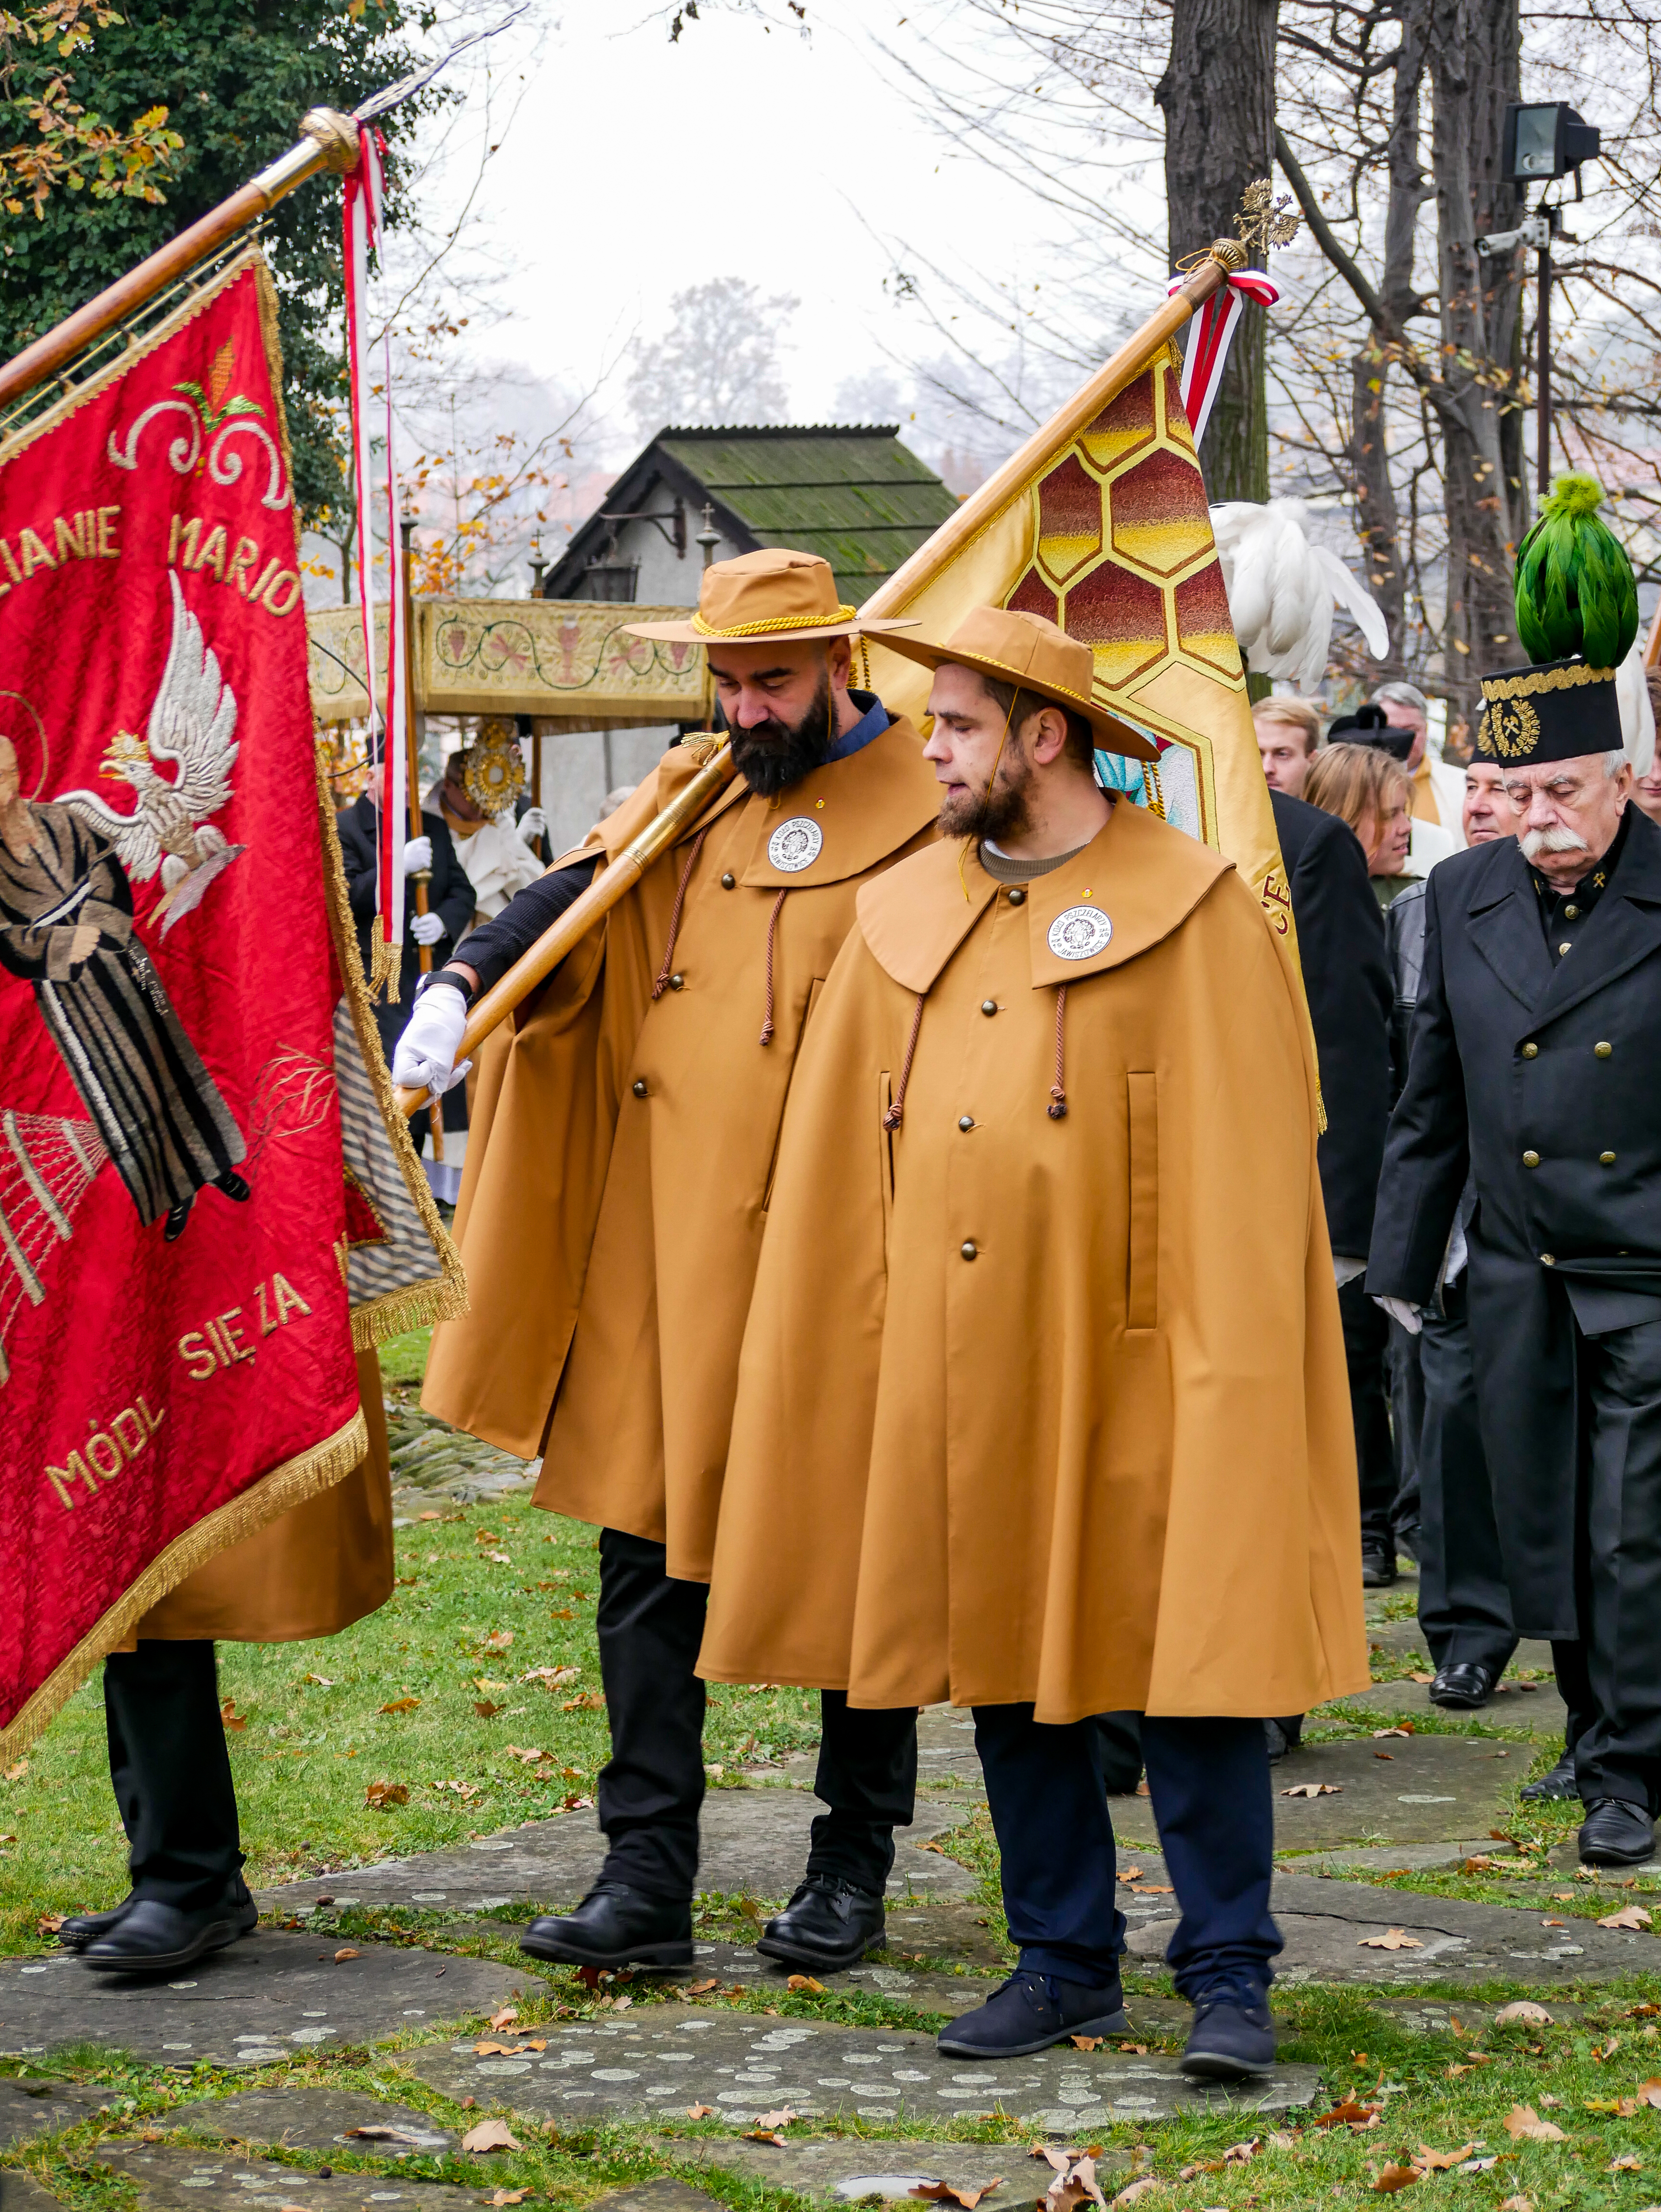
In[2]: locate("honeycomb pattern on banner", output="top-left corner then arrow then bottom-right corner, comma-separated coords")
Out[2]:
1002,348 -> 1245,850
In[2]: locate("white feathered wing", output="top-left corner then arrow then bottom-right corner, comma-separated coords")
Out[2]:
1211,497 -> 1389,691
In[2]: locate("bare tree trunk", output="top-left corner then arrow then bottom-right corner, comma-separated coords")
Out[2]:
1427,0 -> 1525,713
1347,0 -> 1432,680
1155,0 -> 1280,507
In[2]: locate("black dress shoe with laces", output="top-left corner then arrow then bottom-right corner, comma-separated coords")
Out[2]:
1579,1797 -> 1657,1868
936,1970 -> 1128,2058
81,1896 -> 253,1973
519,1882 -> 692,1970
1430,1661 -> 1497,1711
59,1895 -> 136,1949
757,1874 -> 886,1971
1181,1981 -> 1276,2081
1522,1750 -> 1580,1803
1360,1542 -> 1397,1589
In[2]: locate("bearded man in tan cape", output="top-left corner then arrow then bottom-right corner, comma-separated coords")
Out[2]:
697,607 -> 1369,2076
398,551 -> 942,1976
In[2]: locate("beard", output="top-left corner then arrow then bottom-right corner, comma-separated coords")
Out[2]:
938,744 -> 1034,843
1521,823 -> 1591,861
728,667 -> 835,798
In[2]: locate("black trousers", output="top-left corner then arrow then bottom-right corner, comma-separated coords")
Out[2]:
974,1705 -> 1280,1998
103,1640 -> 243,1912
594,1528 -> 917,1900
1561,1316 -> 1661,1812
1340,1279 -> 1398,1548
1417,1285 -> 1518,1677
1388,1316 -> 1426,1544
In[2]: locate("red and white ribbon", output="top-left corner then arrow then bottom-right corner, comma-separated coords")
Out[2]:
343,126 -> 408,999
1167,267 -> 1279,449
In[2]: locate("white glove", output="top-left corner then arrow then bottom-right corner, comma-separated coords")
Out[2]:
410,909 -> 445,947
392,981 -> 472,1097
517,807 -> 548,849
402,835 -> 433,875
1373,1294 -> 1423,1336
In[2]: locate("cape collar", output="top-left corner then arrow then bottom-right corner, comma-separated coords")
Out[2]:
857,795 -> 1234,995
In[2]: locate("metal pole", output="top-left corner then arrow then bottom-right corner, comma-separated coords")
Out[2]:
1537,221 -> 1552,499
400,504 -> 441,1161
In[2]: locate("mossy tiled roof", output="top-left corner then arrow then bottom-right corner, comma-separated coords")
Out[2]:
656,425 -> 958,602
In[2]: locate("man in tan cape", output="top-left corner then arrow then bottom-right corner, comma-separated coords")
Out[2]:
400,550 -> 943,1975
698,607 -> 1368,2074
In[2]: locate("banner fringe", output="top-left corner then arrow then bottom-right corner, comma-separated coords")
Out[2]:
0,1408 -> 367,1763
315,745 -> 467,1347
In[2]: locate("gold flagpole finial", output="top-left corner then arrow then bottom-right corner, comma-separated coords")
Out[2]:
1234,179 -> 1301,258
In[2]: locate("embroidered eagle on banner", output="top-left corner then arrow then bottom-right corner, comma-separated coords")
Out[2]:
58,572 -> 244,934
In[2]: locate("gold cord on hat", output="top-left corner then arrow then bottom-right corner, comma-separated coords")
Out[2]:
691,604 -> 858,639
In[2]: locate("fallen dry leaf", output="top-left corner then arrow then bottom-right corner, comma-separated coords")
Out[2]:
745,2131 -> 788,2147
333,1947 -> 359,1962
1108,2183 -> 1161,2209
1410,1671 -> 1434,1683
461,2120 -> 521,2154
1358,1929 -> 1423,1950
1497,2198 -> 1534,2211
685,1978 -> 719,1997
35,1912 -> 62,1933
380,1697 -> 421,1714
1372,2166 -> 1419,2194
1639,2079 -> 1661,2107
1116,2042 -> 1150,2056
1071,2036 -> 1102,2051
1599,1905 -> 1653,1930
1221,2140 -> 1259,2164
488,2004 -> 520,2030
686,2103 -> 716,2118
1374,1752 -> 1395,1760
365,1781 -> 408,1808
1610,2155 -> 1643,2173
503,1746 -> 546,1765
752,2107 -> 798,2129
219,1699 -> 247,1731
343,2127 -> 422,2143
1117,1868 -> 1145,1883
1128,1883 -> 1173,1895
1503,2106 -> 1567,2142
563,1692 -> 606,1711
786,1975 -> 826,1993
1496,2001 -> 1554,2024
474,1700 -> 504,1719
1457,2158 -> 1497,2174
489,2194 -> 530,2206
1313,2097 -> 1384,2131
1281,1782 -> 1343,1797
482,1630 -> 514,1650
4,1761 -> 29,1782
910,2182 -> 1003,2210
1412,2145 -> 1476,2173
1373,1725 -> 1414,1738
918,1840 -> 949,1855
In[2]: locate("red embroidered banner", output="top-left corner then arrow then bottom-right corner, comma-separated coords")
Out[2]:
0,250 -> 365,1748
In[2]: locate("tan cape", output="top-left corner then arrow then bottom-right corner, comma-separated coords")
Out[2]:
698,799 -> 1370,1721
422,719 -> 941,1580
124,1347 -> 393,1642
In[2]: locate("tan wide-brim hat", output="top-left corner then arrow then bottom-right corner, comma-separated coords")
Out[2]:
881,605 -> 1159,762
624,548 -> 919,647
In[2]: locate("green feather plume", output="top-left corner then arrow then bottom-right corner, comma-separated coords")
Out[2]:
1515,472 -> 1639,667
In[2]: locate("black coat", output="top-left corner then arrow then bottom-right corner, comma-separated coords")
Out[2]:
337,793 -> 475,1054
1366,804 -> 1661,1635
1272,790 -> 1393,1256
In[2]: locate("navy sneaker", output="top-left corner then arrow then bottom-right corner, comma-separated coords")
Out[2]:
1181,1980 -> 1276,2080
937,1968 -> 1128,2059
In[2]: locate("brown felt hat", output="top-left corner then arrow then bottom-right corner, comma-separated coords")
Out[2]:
879,605 -> 1159,761
624,548 -> 919,647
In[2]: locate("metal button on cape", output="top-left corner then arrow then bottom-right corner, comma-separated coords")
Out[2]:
1565,903 -> 1580,919
1558,941 -> 1572,956
1006,888 -> 1026,906
1541,1252 -> 1556,1266
668,973 -> 685,991
721,872 -> 736,889
958,1116 -> 974,1132
1523,1150 -> 1540,1168
1596,1041 -> 1613,1058
981,1000 -> 998,1017
631,1079 -> 648,1098
1601,1151 -> 1617,1165
961,1240 -> 978,1261
1522,1042 -> 1539,1059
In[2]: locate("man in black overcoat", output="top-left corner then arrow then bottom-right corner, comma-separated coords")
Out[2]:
1272,789 -> 1396,1589
1368,659 -> 1661,1864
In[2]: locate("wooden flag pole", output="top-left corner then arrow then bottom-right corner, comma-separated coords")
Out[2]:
388,241 -> 1251,1122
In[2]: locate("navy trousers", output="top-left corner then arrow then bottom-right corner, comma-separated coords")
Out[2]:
973,1705 -> 1280,1999
1417,1286 -> 1518,1677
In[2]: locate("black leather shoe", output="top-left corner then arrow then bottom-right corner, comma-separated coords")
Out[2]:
81,1896 -> 252,1974
1394,1523 -> 1423,1565
757,1874 -> 886,1971
1264,1716 -> 1303,1761
1360,1543 -> 1397,1589
1181,1982 -> 1277,2081
1522,1750 -> 1580,1803
1430,1661 -> 1496,1711
1579,1797 -> 1657,1868
59,1895 -> 136,1949
519,1882 -> 692,1970
936,1969 -> 1128,2058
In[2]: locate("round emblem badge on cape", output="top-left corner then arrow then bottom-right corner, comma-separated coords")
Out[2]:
1047,905 -> 1113,961
767,816 -> 823,873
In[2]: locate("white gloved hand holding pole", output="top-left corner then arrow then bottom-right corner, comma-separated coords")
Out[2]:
402,834 -> 433,875
410,909 -> 445,947
517,806 -> 548,850
1373,1294 -> 1422,1336
392,980 -> 472,1099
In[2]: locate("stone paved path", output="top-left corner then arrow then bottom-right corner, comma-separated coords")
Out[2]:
93,2141 -> 499,2212
403,2003 -> 1323,2130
